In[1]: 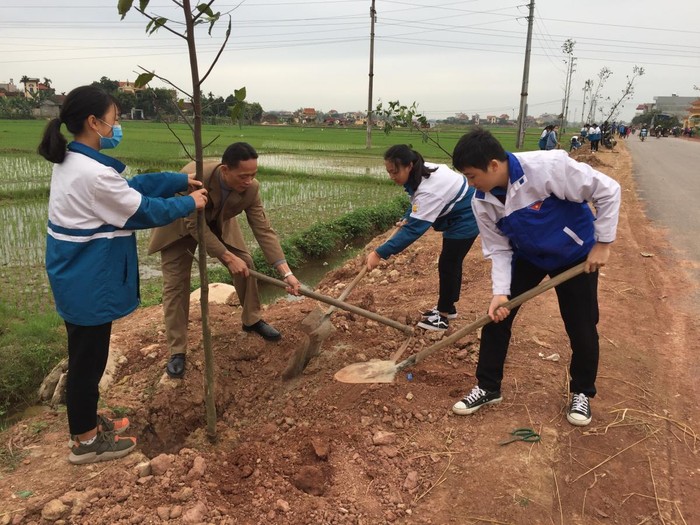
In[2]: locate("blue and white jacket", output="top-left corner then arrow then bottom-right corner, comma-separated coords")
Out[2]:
376,162 -> 478,259
46,142 -> 196,326
472,150 -> 620,296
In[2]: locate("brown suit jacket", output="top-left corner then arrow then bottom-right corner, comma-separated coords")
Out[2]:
148,160 -> 285,266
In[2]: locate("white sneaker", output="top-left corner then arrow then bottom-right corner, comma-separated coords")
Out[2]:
567,393 -> 592,426
452,386 -> 503,415
421,307 -> 457,320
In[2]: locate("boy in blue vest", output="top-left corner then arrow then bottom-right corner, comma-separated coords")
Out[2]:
450,129 -> 621,426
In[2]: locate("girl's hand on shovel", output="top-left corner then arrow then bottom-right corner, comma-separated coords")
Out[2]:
365,250 -> 382,271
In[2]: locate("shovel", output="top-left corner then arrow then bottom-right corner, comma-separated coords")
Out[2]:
282,265 -> 369,378
334,261 -> 587,383
249,269 -> 413,336
283,226 -> 403,378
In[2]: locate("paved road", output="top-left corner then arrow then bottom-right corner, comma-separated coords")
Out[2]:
625,136 -> 700,293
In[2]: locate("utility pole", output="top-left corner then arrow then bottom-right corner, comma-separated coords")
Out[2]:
365,0 -> 376,149
515,0 -> 535,149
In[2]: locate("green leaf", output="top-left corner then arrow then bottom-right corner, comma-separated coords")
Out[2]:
229,104 -> 243,122
139,0 -> 150,9
117,0 -> 134,19
196,3 -> 215,17
134,72 -> 154,88
234,87 -> 246,102
146,17 -> 168,34
208,13 -> 221,35
16,490 -> 33,499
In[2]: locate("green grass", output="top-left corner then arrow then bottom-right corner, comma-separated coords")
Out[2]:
0,301 -> 65,420
1,119 -> 539,168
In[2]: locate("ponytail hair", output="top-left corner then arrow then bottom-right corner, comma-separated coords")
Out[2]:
37,85 -> 117,164
383,144 -> 437,192
37,118 -> 67,163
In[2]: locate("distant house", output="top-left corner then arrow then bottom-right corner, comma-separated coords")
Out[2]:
0,79 -> 18,94
31,99 -> 60,119
294,107 -> 318,124
486,115 -> 498,124
471,114 -> 480,125
261,111 -> 294,125
22,78 -> 41,98
118,81 -> 143,95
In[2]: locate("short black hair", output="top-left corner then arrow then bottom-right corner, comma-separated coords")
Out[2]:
222,142 -> 258,168
452,128 -> 507,172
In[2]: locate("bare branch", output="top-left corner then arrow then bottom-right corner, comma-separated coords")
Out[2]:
163,120 -> 195,161
199,17 -> 231,86
135,7 -> 187,39
202,134 -> 221,150
137,65 -> 193,99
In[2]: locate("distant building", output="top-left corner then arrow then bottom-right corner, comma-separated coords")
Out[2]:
22,77 -> 41,98
0,79 -> 18,94
651,94 -> 697,120
118,80 -> 143,95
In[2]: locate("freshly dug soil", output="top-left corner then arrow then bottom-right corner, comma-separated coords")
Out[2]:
1,142 -> 698,525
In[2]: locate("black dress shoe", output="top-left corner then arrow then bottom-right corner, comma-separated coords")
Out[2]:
166,353 -> 186,378
242,320 -> 281,341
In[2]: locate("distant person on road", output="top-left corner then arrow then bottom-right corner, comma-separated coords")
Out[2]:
545,125 -> 560,150
148,142 -> 301,379
365,144 -> 479,331
538,125 -> 553,150
580,124 -> 590,143
589,124 -> 602,151
38,85 -> 208,465
451,128 -> 621,427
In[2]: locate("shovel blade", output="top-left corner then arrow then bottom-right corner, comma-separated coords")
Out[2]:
333,360 -> 398,383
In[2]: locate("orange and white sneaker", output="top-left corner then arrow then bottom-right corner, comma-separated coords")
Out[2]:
67,414 -> 130,448
68,431 -> 136,465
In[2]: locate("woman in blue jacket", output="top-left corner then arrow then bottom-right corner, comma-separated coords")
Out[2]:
366,145 -> 479,331
38,85 -> 208,465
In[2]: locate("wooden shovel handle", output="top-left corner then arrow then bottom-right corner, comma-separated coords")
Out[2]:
249,269 -> 413,335
322,224 -> 401,316
395,261 -> 588,372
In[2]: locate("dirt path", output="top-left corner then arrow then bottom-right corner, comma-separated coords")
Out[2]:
1,142 -> 698,525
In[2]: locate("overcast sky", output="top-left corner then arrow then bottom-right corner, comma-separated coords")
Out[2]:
2,0 -> 698,122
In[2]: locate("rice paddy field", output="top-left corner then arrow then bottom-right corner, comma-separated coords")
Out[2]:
0,120 -> 537,315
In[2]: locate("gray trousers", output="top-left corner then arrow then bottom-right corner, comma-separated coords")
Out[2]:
160,225 -> 261,356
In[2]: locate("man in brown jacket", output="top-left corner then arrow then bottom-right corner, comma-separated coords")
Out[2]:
149,142 -> 301,378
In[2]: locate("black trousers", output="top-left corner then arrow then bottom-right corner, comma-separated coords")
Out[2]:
65,321 -> 112,435
476,257 -> 600,397
436,236 -> 477,313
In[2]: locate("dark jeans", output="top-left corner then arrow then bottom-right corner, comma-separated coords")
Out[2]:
476,257 -> 600,397
590,139 -> 600,151
436,236 -> 477,313
65,321 -> 112,435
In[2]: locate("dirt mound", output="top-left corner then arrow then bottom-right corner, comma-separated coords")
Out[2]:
1,143 -> 698,525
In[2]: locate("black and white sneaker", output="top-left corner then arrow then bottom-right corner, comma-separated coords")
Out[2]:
417,314 -> 449,331
452,386 -> 503,415
421,307 -> 457,320
567,393 -> 592,426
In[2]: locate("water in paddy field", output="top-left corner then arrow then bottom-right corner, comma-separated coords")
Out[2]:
1,152 -> 397,313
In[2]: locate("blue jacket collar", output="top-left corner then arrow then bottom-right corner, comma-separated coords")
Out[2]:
506,151 -> 524,185
475,152 -> 521,200
68,142 -> 126,174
